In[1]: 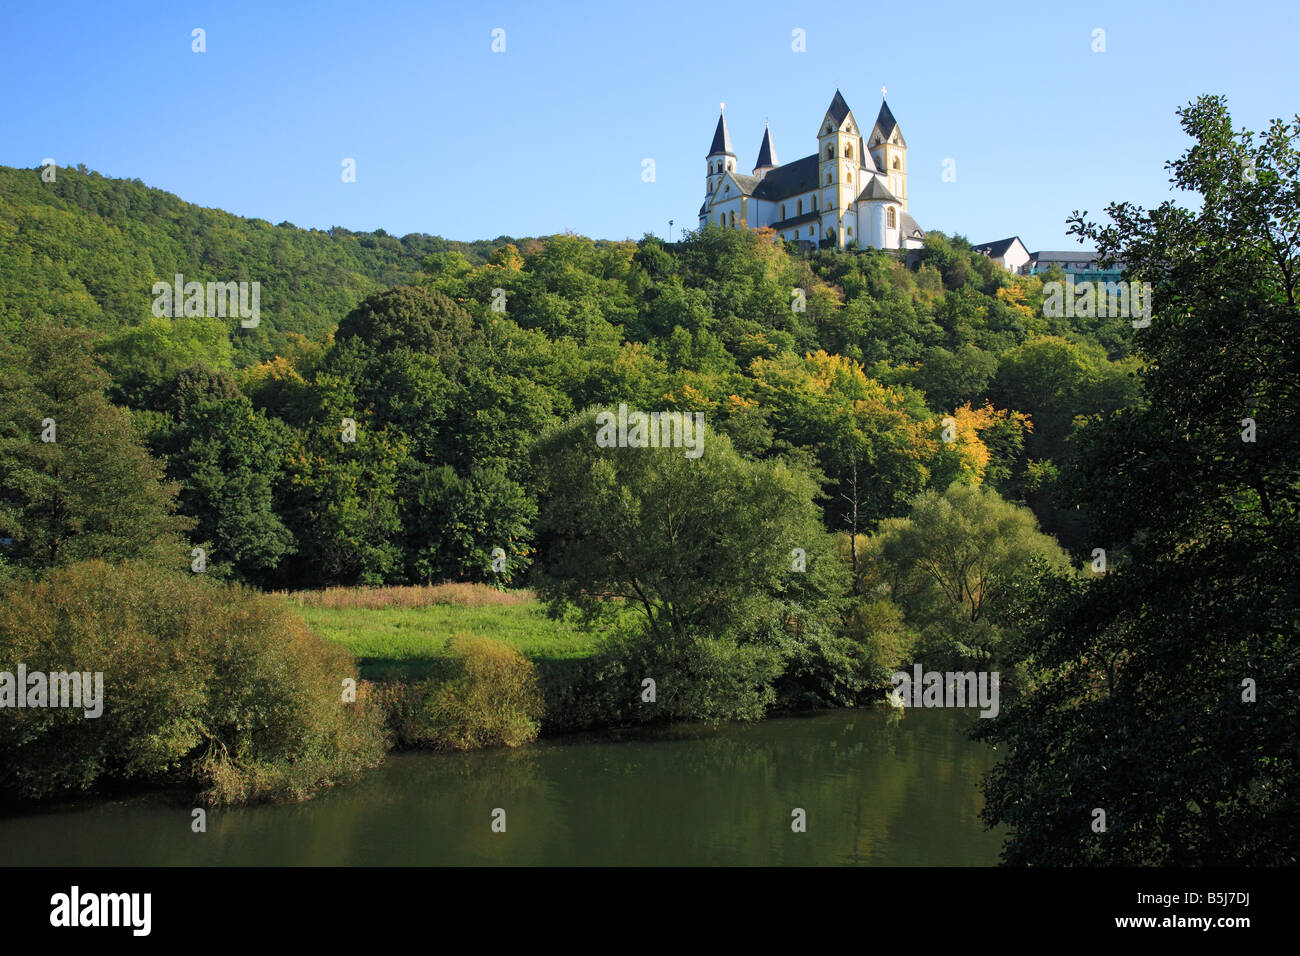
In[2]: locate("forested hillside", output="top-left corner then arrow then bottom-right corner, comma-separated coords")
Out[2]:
0,160 -> 1144,582
0,163 -> 541,361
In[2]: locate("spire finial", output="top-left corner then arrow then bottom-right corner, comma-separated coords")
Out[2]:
881,85 -> 887,98
720,101 -> 725,113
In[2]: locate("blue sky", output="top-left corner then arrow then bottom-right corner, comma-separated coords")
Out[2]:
2,0 -> 1296,250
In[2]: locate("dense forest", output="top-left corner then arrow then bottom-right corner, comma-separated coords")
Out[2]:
0,163 -> 561,361
0,156 -> 1139,583
1,94 -> 1294,864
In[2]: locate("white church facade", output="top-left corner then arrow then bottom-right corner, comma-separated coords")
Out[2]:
698,89 -> 925,252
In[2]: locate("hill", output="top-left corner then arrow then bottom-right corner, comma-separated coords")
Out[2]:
0,163 -> 530,363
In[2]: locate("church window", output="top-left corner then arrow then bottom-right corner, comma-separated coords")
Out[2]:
887,207 -> 896,228
847,226 -> 853,237
780,204 -> 786,219
729,211 -> 736,228
794,229 -> 799,238
846,144 -> 854,159
797,199 -> 803,215
825,173 -> 831,185
892,157 -> 900,169
847,170 -> 852,184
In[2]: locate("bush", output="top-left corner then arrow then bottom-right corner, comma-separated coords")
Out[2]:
543,625 -> 783,732
382,634 -> 544,751
843,598 -> 918,689
0,560 -> 388,805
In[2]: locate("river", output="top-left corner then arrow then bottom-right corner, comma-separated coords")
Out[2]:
0,707 -> 1003,866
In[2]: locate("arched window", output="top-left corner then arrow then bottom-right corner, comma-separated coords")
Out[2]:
847,170 -> 852,184
826,145 -> 834,159
794,229 -> 799,238
847,226 -> 853,237
825,173 -> 832,185
887,207 -> 896,228
727,160 -> 733,170
846,144 -> 854,159
797,199 -> 803,216
892,157 -> 900,169
729,211 -> 736,228
812,195 -> 818,211
780,204 -> 786,220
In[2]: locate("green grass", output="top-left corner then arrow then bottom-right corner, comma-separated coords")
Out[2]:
298,599 -> 603,682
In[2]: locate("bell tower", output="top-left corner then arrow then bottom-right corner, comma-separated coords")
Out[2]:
868,90 -> 908,211
705,103 -> 735,207
817,89 -> 859,248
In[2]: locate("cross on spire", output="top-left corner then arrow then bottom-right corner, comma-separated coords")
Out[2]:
881,85 -> 887,98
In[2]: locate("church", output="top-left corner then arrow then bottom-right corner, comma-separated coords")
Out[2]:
698,89 -> 925,251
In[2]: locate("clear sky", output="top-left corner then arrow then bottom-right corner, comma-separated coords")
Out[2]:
2,0 -> 1296,250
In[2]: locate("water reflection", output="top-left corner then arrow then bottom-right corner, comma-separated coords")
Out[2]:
0,707 -> 1003,866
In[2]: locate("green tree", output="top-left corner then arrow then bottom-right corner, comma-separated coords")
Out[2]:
870,482 -> 1070,669
533,409 -> 850,716
978,96 -> 1300,865
0,320 -> 192,572
157,367 -> 296,582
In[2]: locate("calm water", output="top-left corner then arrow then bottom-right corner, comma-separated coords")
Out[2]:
0,707 -> 1003,866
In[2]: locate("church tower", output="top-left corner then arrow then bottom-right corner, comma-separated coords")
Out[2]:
868,97 -> 908,211
705,105 -> 735,205
817,90 -> 861,248
752,122 -> 777,181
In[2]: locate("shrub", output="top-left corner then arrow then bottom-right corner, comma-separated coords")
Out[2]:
542,625 -> 783,732
842,597 -> 918,690
0,560 -> 388,805
387,634 -> 543,751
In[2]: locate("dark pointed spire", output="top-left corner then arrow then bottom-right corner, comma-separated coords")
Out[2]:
708,104 -> 733,156
754,122 -> 777,170
825,89 -> 852,127
875,99 -> 898,139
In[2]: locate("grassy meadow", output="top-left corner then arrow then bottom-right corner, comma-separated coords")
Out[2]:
283,583 -> 606,682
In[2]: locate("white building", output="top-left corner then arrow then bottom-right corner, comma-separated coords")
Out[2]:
971,237 -> 1031,273
699,89 -> 925,251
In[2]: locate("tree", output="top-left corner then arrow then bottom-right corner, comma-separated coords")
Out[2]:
870,482 -> 1070,668
988,335 -> 1141,549
533,409 -> 852,715
911,344 -> 998,413
977,96 -> 1300,865
157,367 -> 296,583
0,320 -> 192,572
274,372 -> 405,587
